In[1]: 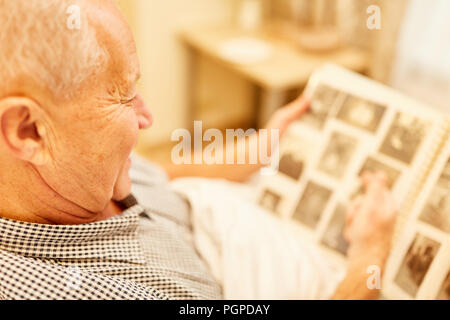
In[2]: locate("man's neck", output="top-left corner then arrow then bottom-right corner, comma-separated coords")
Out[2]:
0,160 -> 123,225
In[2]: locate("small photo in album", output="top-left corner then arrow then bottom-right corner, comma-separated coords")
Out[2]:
419,156 -> 450,233
336,95 -> 386,133
259,189 -> 282,214
278,153 -> 304,181
358,156 -> 402,189
379,112 -> 428,165
317,131 -> 358,179
293,181 -> 333,229
394,233 -> 441,298
321,203 -> 349,255
302,84 -> 341,130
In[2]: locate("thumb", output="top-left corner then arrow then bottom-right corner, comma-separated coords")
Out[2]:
283,96 -> 310,121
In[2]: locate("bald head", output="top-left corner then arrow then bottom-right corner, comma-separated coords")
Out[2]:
0,0 -> 122,102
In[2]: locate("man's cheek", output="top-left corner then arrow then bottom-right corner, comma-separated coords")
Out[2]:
119,122 -> 139,154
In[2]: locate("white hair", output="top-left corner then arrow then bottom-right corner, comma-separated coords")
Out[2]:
0,0 -> 108,100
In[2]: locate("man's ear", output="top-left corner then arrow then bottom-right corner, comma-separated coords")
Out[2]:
0,97 -> 48,165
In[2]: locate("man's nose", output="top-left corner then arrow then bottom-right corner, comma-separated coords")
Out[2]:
134,92 -> 153,129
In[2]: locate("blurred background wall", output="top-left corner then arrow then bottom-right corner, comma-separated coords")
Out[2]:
390,0 -> 450,114
116,0 -> 449,161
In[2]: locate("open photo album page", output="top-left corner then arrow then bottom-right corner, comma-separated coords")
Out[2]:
256,64 -> 449,299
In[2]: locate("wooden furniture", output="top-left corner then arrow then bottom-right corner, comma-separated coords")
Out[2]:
179,24 -> 370,128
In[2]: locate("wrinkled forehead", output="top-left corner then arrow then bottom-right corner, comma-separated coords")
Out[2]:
88,0 -> 140,93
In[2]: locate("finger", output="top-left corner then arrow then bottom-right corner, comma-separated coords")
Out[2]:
346,196 -> 363,226
380,191 -> 399,221
374,170 -> 388,185
361,170 -> 388,195
361,170 -> 375,189
283,96 -> 310,120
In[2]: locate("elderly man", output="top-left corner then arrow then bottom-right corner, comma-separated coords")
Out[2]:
0,0 -> 396,300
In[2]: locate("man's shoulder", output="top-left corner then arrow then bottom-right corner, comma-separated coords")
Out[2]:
129,154 -> 192,227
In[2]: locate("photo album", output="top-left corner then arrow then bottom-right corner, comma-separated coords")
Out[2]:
256,64 -> 450,300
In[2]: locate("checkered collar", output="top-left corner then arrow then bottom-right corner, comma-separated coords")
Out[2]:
0,201 -> 147,264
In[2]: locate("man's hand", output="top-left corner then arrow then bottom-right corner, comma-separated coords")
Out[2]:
332,171 -> 397,299
264,95 -> 310,139
344,171 -> 398,264
262,95 -> 309,157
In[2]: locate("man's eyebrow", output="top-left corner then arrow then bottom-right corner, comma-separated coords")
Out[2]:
123,72 -> 141,98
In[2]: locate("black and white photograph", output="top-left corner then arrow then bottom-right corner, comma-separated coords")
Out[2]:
259,189 -> 283,214
437,270 -> 450,300
293,181 -> 333,228
359,157 -> 402,189
321,203 -> 349,255
394,234 -> 441,297
317,132 -> 358,179
379,112 -> 428,164
278,152 -> 304,181
350,157 -> 401,200
336,95 -> 386,133
419,157 -> 450,233
302,84 -> 341,130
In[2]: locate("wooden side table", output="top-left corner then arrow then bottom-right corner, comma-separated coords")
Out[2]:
179,25 -> 370,128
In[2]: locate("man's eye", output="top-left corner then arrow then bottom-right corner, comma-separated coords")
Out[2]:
120,97 -> 135,107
